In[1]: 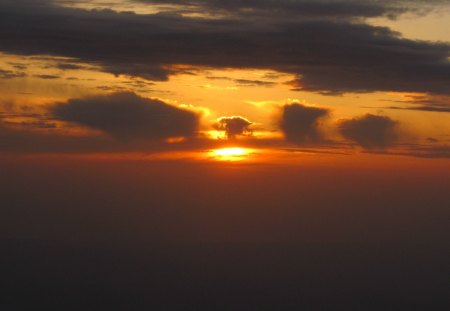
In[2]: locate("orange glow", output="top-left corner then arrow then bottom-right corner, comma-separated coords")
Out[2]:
166,137 -> 186,144
210,147 -> 253,161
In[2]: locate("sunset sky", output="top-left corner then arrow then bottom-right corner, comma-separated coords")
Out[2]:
1,0 -> 450,309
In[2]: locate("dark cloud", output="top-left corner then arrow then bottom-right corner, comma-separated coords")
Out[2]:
52,92 -> 199,141
136,0 -> 438,19
0,1 -> 449,96
339,114 -> 399,149
279,103 -> 329,143
214,116 -> 252,139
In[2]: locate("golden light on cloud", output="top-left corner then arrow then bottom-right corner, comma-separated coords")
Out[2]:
210,147 -> 253,161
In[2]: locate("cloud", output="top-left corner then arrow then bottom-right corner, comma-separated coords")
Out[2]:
7,62 -> 27,70
279,103 -> 329,143
55,63 -> 85,70
381,94 -> 450,113
0,1 -> 449,96
52,92 -> 199,141
339,114 -> 399,149
0,68 -> 26,79
407,145 -> 450,158
213,116 -> 252,139
33,74 -> 60,79
136,0 -> 438,19
207,76 -> 277,87
0,119 -> 112,153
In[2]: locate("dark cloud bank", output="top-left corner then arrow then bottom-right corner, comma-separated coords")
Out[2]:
0,0 -> 449,96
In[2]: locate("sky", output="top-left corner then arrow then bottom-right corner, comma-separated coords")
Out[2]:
1,0 -> 450,309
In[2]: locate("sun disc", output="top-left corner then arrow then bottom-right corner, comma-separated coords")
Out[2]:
210,147 -> 252,161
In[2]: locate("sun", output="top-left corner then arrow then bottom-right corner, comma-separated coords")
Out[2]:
210,147 -> 253,161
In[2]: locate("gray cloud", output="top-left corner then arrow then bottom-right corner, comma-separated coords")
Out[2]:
339,114 -> 399,149
0,0 -> 449,96
213,116 -> 252,139
279,103 -> 329,143
52,92 -> 199,141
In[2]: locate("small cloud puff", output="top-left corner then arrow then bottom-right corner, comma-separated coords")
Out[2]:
214,116 -> 252,139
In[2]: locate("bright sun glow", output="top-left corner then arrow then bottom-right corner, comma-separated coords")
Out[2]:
210,147 -> 252,161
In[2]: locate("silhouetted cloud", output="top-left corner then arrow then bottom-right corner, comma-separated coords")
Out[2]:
214,116 -> 252,139
279,103 -> 329,143
0,0 -> 449,96
52,92 -> 199,141
339,114 -> 399,149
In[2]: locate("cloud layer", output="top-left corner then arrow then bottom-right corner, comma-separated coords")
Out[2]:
0,0 -> 449,96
